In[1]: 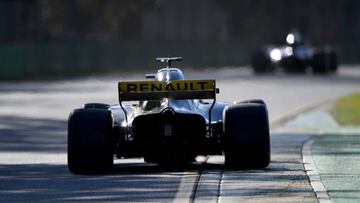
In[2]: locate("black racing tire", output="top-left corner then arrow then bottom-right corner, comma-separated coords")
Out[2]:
224,103 -> 270,169
312,51 -> 338,74
235,99 -> 266,105
251,49 -> 274,74
83,103 -> 110,109
282,56 -> 306,73
68,108 -> 114,174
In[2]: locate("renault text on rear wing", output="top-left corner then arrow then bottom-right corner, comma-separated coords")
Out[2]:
118,80 -> 217,101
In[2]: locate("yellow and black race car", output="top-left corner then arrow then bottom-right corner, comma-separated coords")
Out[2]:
67,57 -> 270,174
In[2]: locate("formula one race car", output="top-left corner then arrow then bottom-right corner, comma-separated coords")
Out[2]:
251,31 -> 338,74
68,57 -> 270,174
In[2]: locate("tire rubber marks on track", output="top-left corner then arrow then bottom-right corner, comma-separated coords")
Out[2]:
173,156 -> 224,203
173,171 -> 199,203
192,156 -> 224,203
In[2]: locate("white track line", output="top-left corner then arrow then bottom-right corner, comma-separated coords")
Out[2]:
302,139 -> 331,203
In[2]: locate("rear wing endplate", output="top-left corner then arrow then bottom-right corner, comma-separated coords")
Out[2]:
118,80 -> 217,102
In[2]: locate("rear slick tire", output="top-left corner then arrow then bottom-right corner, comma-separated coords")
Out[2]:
224,103 -> 270,169
68,108 -> 114,174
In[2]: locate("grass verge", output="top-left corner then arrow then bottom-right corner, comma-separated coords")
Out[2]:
331,92 -> 360,126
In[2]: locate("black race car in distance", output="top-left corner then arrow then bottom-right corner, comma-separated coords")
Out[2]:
67,57 -> 270,174
251,31 -> 338,74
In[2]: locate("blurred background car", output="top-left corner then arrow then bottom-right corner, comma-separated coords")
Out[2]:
251,30 -> 338,74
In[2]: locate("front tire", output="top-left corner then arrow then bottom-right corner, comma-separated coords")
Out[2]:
83,103 -> 110,109
251,49 -> 274,74
224,103 -> 270,169
68,108 -> 114,174
235,99 -> 265,105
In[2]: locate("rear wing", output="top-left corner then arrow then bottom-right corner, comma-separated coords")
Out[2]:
118,80 -> 217,102
118,79 -> 219,138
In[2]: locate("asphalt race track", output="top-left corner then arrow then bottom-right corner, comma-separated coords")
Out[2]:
0,66 -> 360,202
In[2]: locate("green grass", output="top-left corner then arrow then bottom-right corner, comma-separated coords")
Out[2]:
331,92 -> 360,126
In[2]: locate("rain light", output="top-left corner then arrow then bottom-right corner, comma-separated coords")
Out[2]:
286,33 -> 295,44
270,49 -> 282,61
